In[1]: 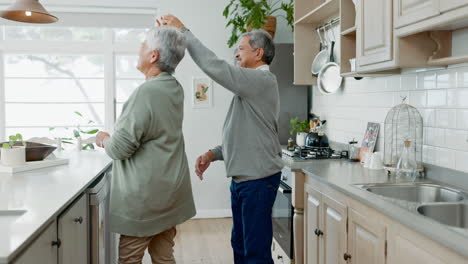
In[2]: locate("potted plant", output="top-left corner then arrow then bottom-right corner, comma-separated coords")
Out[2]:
223,0 -> 294,47
49,111 -> 99,151
290,118 -> 310,147
72,111 -> 99,151
1,134 -> 26,166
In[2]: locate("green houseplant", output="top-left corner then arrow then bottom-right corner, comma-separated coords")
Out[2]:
1,133 -> 26,166
223,0 -> 294,47
290,118 -> 310,147
49,111 -> 99,151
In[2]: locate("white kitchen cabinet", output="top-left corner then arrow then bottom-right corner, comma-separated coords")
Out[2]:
320,194 -> 347,264
394,0 -> 440,28
304,184 -> 347,264
13,221 -> 58,264
440,0 -> 468,12
58,194 -> 88,264
387,220 -> 466,264
347,208 -> 386,264
356,0 -> 393,68
305,185 -> 321,264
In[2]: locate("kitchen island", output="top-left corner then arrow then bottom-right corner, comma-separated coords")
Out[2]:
283,157 -> 468,264
0,150 -> 112,264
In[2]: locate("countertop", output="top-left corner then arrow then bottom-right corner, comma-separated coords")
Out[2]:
282,158 -> 468,258
0,150 -> 112,263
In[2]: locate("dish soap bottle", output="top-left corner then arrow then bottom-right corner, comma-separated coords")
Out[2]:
396,139 -> 418,180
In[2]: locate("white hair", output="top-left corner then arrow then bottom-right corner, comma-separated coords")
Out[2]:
145,26 -> 186,74
240,29 -> 275,65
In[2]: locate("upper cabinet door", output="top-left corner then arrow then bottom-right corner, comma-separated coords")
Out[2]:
356,0 -> 393,67
440,0 -> 468,12
305,185 -> 321,264
58,194 -> 88,264
347,208 -> 386,264
394,0 -> 440,28
320,194 -> 347,264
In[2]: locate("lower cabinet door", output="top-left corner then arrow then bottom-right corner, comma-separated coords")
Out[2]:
13,220 -> 58,264
320,194 -> 347,264
347,208 -> 386,264
305,185 -> 321,264
58,194 -> 88,264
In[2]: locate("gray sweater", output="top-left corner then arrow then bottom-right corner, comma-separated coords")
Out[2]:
185,30 -> 284,182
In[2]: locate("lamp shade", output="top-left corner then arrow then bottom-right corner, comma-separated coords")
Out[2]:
0,0 -> 58,24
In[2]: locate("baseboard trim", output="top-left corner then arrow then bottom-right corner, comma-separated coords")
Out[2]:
194,209 -> 232,219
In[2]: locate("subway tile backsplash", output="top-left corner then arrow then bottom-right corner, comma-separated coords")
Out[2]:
312,65 -> 468,173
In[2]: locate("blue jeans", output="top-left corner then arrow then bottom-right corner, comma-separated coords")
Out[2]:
230,172 -> 281,264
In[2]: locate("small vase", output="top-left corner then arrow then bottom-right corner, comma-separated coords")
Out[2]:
1,147 -> 26,166
76,137 -> 82,152
296,132 -> 307,147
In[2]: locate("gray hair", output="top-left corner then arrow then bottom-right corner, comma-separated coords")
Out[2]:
240,29 -> 275,65
145,26 -> 186,74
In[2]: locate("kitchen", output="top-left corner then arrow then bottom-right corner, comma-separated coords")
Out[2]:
1,0 -> 468,264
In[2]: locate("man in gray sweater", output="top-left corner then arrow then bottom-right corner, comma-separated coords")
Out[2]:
162,15 -> 284,264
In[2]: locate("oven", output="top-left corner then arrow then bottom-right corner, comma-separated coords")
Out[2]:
272,168 -> 294,262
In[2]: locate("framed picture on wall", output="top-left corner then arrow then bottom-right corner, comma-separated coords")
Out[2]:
192,76 -> 213,108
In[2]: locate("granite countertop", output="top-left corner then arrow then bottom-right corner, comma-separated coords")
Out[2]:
283,158 -> 468,258
0,151 -> 112,263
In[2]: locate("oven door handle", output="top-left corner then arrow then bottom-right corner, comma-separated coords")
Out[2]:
278,183 -> 292,194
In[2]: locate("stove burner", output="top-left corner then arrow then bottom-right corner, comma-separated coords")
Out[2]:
282,146 -> 342,161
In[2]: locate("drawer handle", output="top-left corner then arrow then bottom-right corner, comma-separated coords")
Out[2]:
51,239 -> 61,248
344,253 -> 352,261
74,216 -> 83,224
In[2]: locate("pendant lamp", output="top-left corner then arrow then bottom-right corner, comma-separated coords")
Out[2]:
0,0 -> 58,24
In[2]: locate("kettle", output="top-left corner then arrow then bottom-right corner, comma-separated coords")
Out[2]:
305,119 -> 329,148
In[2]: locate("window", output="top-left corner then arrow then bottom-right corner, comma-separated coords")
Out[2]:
0,17 -> 153,142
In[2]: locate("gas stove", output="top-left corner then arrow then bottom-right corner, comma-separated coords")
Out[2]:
282,146 -> 342,161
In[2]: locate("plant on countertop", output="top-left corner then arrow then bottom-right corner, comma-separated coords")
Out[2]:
223,0 -> 294,47
290,117 -> 310,135
49,111 -> 99,150
2,134 -> 26,149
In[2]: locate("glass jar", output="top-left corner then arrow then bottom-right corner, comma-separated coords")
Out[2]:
396,139 -> 418,180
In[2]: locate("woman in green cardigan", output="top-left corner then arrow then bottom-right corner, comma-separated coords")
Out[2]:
96,26 -> 196,264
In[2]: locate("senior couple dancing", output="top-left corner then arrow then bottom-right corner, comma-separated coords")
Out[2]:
95,14 -> 284,264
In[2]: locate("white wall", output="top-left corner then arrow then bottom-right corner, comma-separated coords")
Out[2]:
312,28 -> 468,174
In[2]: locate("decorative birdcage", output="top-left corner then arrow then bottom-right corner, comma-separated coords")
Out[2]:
384,98 -> 424,172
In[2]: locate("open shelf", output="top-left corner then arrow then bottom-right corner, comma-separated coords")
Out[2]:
341,26 -> 356,36
428,55 -> 468,66
295,0 -> 339,25
341,72 -> 359,77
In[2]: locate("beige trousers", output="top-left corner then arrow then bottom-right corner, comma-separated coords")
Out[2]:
118,227 -> 177,264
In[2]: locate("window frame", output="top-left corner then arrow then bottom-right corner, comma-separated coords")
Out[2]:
0,26 -> 145,140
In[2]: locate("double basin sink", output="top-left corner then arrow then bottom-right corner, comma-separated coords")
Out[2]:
355,182 -> 468,229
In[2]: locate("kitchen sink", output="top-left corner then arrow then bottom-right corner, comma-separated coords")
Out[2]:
358,183 -> 465,203
418,204 -> 468,228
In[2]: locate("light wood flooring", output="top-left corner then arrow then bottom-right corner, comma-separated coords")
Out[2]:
142,218 -> 234,264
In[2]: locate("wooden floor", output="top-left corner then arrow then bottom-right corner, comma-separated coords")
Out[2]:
142,218 -> 233,264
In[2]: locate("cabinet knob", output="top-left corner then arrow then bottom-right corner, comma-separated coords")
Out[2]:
74,216 -> 83,224
344,253 -> 352,261
314,229 -> 324,236
51,239 -> 61,248
277,255 -> 283,260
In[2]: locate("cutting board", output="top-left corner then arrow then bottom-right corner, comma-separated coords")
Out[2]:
0,156 -> 69,174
